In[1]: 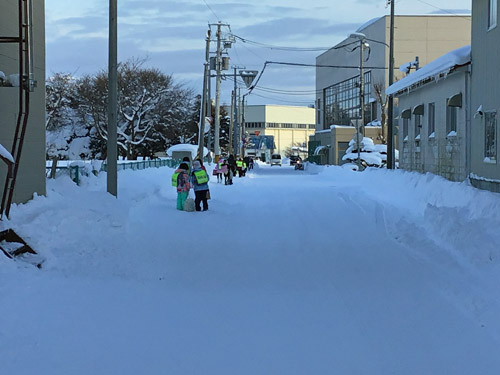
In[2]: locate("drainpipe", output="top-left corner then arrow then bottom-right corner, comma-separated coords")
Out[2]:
465,67 -> 471,181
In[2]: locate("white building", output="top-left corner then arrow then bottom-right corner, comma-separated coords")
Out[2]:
386,46 -> 471,181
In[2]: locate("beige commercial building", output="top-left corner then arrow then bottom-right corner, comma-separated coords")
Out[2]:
0,0 -> 46,211
244,105 -> 315,156
312,15 -> 471,165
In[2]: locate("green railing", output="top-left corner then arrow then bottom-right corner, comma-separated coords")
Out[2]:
47,157 -> 213,185
100,159 -> 181,172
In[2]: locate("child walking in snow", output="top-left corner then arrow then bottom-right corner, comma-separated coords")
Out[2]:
172,162 -> 191,210
191,160 -> 210,211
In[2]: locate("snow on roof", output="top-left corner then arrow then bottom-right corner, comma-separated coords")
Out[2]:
0,143 -> 14,163
330,125 -> 354,129
314,145 -> 328,155
166,144 -> 209,158
386,45 -> 471,96
366,120 -> 382,127
355,17 -> 382,32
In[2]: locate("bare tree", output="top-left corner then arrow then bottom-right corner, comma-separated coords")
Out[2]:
373,81 -> 387,144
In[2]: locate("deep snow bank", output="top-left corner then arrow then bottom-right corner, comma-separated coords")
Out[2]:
314,166 -> 500,266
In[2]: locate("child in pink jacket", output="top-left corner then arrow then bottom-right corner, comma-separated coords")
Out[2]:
174,162 -> 191,210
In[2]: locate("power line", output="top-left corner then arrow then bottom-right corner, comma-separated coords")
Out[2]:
414,0 -> 471,20
231,34 -> 331,52
263,61 -> 387,70
202,0 -> 220,22
251,86 -> 320,96
249,92 -> 314,105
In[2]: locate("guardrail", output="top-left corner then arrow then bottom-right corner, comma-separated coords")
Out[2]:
45,157 -> 211,184
100,159 -> 180,172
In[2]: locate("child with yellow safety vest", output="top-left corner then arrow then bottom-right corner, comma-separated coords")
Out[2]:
191,160 -> 210,211
172,162 -> 191,210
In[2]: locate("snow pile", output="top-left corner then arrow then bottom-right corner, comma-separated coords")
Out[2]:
1,164 -> 500,374
342,137 -> 399,166
166,143 -> 209,158
386,45 -> 471,95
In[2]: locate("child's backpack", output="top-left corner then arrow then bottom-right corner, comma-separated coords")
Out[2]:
177,171 -> 185,189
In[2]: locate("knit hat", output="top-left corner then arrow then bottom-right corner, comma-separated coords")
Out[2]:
193,160 -> 201,169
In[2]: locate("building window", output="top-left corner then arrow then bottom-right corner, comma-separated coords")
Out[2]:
446,106 -> 458,135
282,123 -> 293,128
489,0 -> 497,29
267,122 -> 280,128
308,124 -> 315,129
316,98 -> 321,126
324,71 -> 372,127
297,124 -> 307,129
403,117 -> 409,141
485,111 -> 497,161
414,114 -> 422,138
428,103 -> 435,137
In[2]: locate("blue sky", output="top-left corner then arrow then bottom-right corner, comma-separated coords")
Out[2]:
45,0 -> 472,106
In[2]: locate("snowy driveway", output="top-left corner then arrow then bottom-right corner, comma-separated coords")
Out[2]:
2,163 -> 500,374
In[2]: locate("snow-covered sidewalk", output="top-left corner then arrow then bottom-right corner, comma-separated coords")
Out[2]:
1,164 -> 500,374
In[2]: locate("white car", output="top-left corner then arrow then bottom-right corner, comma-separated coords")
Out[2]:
270,154 -> 282,166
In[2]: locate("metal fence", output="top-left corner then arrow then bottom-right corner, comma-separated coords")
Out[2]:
46,157 -> 212,184
100,159 -> 181,172
46,159 -> 182,184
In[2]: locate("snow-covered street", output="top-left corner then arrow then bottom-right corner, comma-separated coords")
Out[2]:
2,163 -> 500,374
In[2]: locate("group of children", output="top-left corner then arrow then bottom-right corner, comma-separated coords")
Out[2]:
172,158 -> 210,212
172,155 -> 255,212
212,155 -> 254,184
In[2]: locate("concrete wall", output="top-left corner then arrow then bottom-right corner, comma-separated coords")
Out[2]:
396,68 -> 470,182
0,0 -> 46,204
470,0 -> 500,192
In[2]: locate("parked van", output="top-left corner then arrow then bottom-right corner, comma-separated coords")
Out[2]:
271,154 -> 282,166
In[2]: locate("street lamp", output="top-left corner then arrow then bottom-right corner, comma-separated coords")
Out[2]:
349,32 -> 369,170
237,70 -> 257,157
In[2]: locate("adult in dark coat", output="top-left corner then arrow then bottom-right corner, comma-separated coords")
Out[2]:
227,154 -> 237,177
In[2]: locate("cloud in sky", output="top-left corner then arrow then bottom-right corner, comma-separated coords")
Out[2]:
45,0 -> 472,106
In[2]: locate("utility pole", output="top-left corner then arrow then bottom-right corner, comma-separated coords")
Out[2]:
229,90 -> 234,155
360,39 -> 366,138
239,88 -> 244,157
107,0 -> 118,197
241,92 -> 248,158
213,22 -> 223,162
233,66 -> 238,156
198,28 -> 211,160
349,32 -> 368,169
387,0 -> 395,169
